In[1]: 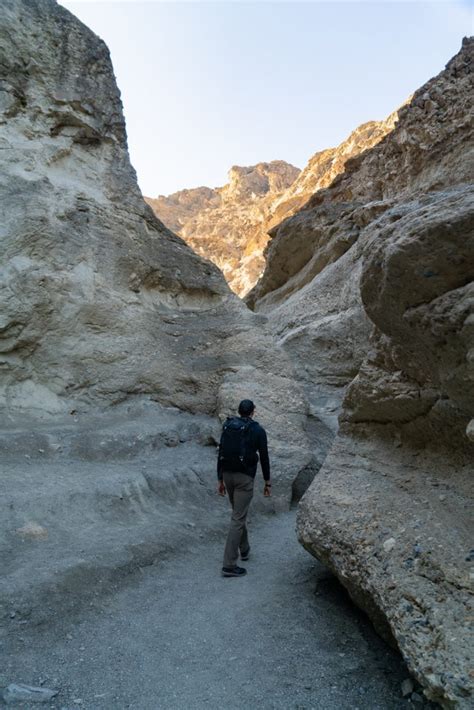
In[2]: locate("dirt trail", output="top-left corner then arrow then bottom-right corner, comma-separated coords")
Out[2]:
2,511 -> 421,709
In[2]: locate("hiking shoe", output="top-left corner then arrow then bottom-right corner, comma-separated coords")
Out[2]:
240,547 -> 250,561
221,566 -> 247,577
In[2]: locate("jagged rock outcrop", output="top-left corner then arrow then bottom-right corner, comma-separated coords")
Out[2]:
266,112 -> 401,230
145,186 -> 220,237
147,117 -> 398,297
250,38 -> 474,707
0,0 -> 313,621
146,161 -> 300,295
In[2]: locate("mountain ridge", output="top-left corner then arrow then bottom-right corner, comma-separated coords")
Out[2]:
146,111 -> 400,296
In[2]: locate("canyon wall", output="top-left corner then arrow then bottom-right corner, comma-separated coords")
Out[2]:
147,115 -> 398,297
251,38 -> 473,708
1,1 -> 472,706
0,0 -> 312,474
0,0 -> 313,623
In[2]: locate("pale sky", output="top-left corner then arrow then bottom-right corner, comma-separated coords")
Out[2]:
60,1 -> 472,197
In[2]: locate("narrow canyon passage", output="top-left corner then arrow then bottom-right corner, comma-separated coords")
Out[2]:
3,511 -> 422,710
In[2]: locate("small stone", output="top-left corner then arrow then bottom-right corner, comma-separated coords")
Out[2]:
383,537 -> 396,552
401,678 -> 415,697
410,691 -> 424,704
2,683 -> 59,704
16,522 -> 48,540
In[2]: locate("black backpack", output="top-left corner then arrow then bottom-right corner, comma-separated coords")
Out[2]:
218,417 -> 252,472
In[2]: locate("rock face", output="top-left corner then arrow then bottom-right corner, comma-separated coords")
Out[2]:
250,38 -> 474,707
147,116 -> 397,297
0,0 -> 310,468
145,186 -> 220,236
0,0 -> 313,623
0,0 -> 224,417
146,161 -> 300,296
265,112 -> 400,231
2,2 -> 473,707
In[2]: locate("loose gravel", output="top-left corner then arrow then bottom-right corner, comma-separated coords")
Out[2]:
2,511 -> 425,709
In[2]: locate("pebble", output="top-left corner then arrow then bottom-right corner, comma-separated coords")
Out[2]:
2,683 -> 59,704
383,537 -> 396,552
410,691 -> 424,704
401,678 -> 414,696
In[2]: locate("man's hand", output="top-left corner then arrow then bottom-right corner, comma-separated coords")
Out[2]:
217,480 -> 226,496
264,481 -> 272,497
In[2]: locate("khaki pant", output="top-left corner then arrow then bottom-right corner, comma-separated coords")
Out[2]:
222,471 -> 254,568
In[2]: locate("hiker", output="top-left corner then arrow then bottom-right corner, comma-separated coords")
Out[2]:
217,399 -> 271,577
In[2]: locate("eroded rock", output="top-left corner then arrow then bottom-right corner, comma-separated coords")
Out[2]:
250,37 -> 474,708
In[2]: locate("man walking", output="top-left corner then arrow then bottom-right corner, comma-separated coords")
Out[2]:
217,399 -> 271,577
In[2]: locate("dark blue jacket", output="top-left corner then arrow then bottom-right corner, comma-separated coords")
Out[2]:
217,417 -> 270,481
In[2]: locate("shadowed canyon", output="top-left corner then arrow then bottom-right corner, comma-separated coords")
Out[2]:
1,1 -> 473,708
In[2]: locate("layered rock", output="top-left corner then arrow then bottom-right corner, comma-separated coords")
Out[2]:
250,38 -> 473,707
0,0 -> 313,621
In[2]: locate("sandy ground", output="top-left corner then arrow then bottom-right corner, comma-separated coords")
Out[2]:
1,510 -> 431,709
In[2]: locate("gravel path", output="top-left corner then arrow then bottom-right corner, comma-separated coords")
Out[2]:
2,511 -> 417,709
